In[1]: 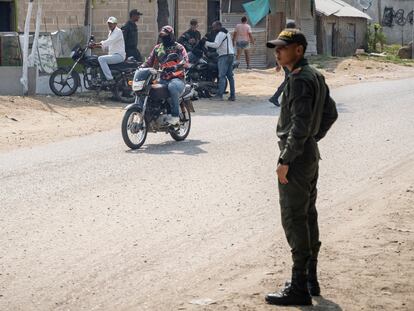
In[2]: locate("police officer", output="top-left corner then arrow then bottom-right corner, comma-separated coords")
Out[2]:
264,29 -> 338,306
121,9 -> 143,61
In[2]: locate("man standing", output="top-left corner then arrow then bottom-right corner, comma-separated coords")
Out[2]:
233,16 -> 255,69
121,9 -> 143,61
178,19 -> 201,53
265,29 -> 338,306
93,17 -> 125,86
205,21 -> 236,101
269,21 -> 296,106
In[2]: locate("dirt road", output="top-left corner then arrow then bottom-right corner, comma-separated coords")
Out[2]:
1,57 -> 414,152
1,78 -> 413,311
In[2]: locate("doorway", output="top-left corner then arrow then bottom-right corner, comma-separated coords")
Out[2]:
207,0 -> 220,31
0,0 -> 16,32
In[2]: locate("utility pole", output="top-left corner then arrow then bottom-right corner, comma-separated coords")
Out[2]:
294,0 -> 301,29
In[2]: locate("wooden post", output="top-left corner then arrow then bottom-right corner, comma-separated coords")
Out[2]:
20,0 -> 34,95
294,0 -> 301,28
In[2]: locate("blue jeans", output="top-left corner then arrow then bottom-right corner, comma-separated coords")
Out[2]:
159,78 -> 185,117
217,54 -> 235,98
98,53 -> 124,80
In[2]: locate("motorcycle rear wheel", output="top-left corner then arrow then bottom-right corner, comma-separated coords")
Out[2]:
49,68 -> 80,96
170,103 -> 191,141
121,107 -> 148,149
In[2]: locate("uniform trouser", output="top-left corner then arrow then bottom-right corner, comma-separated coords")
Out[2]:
278,139 -> 321,273
98,54 -> 124,81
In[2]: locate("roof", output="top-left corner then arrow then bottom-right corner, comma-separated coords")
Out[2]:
315,0 -> 372,19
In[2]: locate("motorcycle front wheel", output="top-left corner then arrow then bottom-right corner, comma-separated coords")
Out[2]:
49,68 -> 80,96
121,107 -> 148,149
170,102 -> 191,141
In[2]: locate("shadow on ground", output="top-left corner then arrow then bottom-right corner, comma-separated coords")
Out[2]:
125,139 -> 209,156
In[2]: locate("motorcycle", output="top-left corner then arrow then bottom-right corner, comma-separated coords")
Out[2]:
186,41 -> 239,98
49,36 -> 139,103
121,53 -> 196,150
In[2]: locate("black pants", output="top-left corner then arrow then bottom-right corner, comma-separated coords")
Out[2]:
278,139 -> 321,272
126,48 -> 142,62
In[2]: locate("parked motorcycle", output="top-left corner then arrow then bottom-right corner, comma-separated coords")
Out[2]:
49,36 -> 139,103
121,54 -> 196,150
186,42 -> 239,98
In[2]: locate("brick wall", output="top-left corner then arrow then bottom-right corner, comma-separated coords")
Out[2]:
17,0 -> 209,58
177,0 -> 207,38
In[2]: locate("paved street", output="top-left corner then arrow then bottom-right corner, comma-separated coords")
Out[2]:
1,78 -> 414,311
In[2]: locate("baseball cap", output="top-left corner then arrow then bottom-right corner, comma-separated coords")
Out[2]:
130,9 -> 143,16
160,25 -> 174,35
267,29 -> 307,49
107,16 -> 118,24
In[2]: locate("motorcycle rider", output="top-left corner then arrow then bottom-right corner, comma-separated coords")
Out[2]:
141,25 -> 189,125
92,16 -> 126,86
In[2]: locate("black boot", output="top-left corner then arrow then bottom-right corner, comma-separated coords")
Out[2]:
265,270 -> 312,306
307,260 -> 321,296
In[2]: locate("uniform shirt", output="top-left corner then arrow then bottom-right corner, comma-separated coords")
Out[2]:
178,29 -> 201,52
205,29 -> 234,56
143,42 -> 189,80
100,27 -> 126,59
121,20 -> 138,51
234,23 -> 252,42
277,58 -> 338,164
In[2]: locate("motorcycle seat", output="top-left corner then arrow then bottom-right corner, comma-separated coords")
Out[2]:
109,61 -> 139,71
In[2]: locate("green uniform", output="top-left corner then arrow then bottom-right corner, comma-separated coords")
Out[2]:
277,58 -> 338,273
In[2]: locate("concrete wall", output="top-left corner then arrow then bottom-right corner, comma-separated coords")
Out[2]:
343,0 -> 414,45
17,0 -> 159,58
0,66 -> 36,95
177,0 -> 208,37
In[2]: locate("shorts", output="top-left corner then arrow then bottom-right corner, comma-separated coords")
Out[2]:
236,41 -> 250,50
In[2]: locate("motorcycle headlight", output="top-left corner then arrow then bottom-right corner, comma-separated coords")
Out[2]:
132,80 -> 145,91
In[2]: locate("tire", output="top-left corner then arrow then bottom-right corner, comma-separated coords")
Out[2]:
121,108 -> 148,149
112,75 -> 135,103
204,79 -> 227,98
49,68 -> 80,96
170,102 -> 191,141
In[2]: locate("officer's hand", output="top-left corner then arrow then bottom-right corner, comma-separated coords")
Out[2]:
276,164 -> 289,184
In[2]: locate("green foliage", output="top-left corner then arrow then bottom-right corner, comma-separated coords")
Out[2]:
367,23 -> 387,53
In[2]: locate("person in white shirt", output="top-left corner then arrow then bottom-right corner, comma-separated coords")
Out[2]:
205,21 -> 236,101
93,16 -> 126,85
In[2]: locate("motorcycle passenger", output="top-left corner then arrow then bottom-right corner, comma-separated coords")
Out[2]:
93,16 -> 126,86
141,25 -> 189,126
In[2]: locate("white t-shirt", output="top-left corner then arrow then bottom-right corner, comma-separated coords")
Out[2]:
100,27 -> 126,59
205,31 -> 235,56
